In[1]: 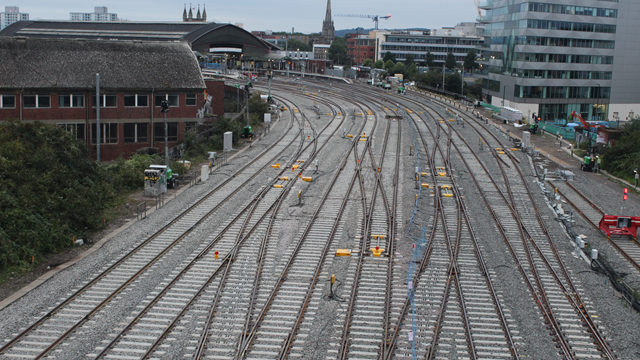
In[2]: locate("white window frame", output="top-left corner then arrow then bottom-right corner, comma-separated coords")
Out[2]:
124,94 -> 149,107
185,94 -> 197,106
0,94 -> 16,108
155,94 -> 179,107
123,123 -> 149,143
92,94 -> 117,108
23,94 -> 51,108
58,94 -> 84,108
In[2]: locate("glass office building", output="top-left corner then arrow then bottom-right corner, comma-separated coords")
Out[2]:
478,0 -> 640,123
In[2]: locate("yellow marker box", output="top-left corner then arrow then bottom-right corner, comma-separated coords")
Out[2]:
336,249 -> 351,256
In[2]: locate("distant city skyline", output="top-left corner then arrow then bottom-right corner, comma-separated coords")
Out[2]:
11,0 -> 479,33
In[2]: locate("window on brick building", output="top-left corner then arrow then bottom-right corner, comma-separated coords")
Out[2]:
124,123 -> 149,143
0,95 -> 15,108
124,94 -> 149,107
59,94 -> 84,108
154,122 -> 178,142
24,95 -> 50,108
155,94 -> 179,107
186,94 -> 197,106
91,123 -> 118,144
185,121 -> 198,132
57,123 -> 85,140
92,94 -> 117,107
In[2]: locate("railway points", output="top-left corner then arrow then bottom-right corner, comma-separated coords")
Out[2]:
1,76 -> 640,360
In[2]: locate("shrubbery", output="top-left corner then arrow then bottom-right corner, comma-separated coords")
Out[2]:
0,94 -> 268,274
602,118 -> 640,183
0,120 -> 116,271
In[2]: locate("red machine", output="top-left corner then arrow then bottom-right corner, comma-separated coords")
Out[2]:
569,111 -> 603,129
599,215 -> 640,239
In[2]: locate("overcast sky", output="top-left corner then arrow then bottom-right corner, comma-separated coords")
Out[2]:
12,0 -> 479,33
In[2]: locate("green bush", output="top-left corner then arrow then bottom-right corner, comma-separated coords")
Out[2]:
602,118 -> 640,182
0,120 -> 117,271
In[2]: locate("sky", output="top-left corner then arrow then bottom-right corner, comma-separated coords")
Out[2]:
10,0 -> 480,33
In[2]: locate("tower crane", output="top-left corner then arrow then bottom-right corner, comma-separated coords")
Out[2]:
334,14 -> 391,30
471,0 -> 481,16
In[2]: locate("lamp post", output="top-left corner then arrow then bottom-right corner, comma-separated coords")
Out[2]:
461,68 -> 464,98
160,99 -> 169,166
268,60 -> 272,101
597,83 -> 601,121
96,73 -> 100,164
502,85 -> 506,107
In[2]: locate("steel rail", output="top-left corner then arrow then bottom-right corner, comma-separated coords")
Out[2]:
0,110 -> 302,359
428,97 -> 611,359
92,95 -> 320,359
96,188 -> 270,359
273,97 -> 380,360
234,100 -> 374,359
379,111 -> 450,360
337,122 -> 390,360
191,96 -> 349,360
428,187 -> 475,360
418,100 -> 576,359
236,139 -> 365,359
232,96 -> 346,357
547,181 -> 640,273
434,97 -> 616,360
446,137 -> 574,359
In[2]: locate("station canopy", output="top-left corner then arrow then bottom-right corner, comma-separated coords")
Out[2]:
0,21 -> 280,59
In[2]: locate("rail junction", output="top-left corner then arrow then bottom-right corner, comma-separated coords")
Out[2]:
1,76 -> 640,360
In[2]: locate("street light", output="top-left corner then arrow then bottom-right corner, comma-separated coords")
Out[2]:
596,83 -> 601,121
160,99 -> 170,166
502,85 -> 506,107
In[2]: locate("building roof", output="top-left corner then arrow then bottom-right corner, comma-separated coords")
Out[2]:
0,20 -> 280,50
0,37 -> 206,90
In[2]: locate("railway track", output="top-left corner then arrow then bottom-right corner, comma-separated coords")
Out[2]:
3,77 -> 636,360
416,90 -> 615,359
547,180 -> 640,273
0,108 -> 305,360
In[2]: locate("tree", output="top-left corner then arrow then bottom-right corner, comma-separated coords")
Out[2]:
407,63 -> 418,80
602,118 -> 640,182
416,69 -> 442,88
0,120 -> 118,271
384,60 -> 395,72
383,51 -> 396,62
391,62 -> 405,77
404,54 -> 415,66
374,59 -> 384,69
362,59 -> 373,67
445,52 -> 457,70
425,51 -> 435,68
286,38 -> 312,52
445,72 -> 462,93
463,49 -> 479,72
328,37 -> 348,64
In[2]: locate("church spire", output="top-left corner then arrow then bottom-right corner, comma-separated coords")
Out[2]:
196,4 -> 201,20
324,0 -> 332,23
188,3 -> 193,21
183,4 -> 187,22
202,4 -> 207,22
321,0 -> 335,41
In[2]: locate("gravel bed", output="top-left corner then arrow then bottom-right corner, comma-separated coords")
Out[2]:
0,107 -> 294,348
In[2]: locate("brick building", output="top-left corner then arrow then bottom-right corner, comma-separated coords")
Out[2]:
0,37 -> 223,161
347,34 -> 376,64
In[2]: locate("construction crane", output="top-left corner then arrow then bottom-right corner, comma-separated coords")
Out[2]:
471,0 -> 481,16
334,14 -> 391,30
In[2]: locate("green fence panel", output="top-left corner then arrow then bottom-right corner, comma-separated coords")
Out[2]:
540,123 -> 575,140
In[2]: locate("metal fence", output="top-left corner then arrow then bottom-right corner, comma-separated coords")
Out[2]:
540,122 -> 576,140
